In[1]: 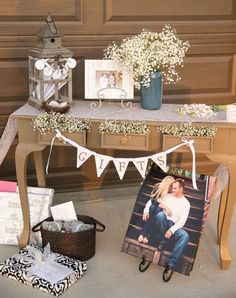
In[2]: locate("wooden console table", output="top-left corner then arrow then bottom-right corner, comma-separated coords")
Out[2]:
10,101 -> 236,270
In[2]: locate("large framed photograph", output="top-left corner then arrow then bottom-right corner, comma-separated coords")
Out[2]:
85,60 -> 134,100
121,164 -> 216,276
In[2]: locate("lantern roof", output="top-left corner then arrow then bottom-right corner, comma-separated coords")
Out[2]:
37,13 -> 63,39
29,13 -> 73,57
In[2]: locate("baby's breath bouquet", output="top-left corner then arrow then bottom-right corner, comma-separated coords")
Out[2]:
104,25 -> 190,89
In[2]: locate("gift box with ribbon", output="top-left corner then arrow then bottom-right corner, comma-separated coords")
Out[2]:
0,245 -> 87,296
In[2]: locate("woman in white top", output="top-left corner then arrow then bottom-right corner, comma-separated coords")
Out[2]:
138,176 -> 175,244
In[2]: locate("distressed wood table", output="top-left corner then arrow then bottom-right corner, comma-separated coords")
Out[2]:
10,101 -> 236,270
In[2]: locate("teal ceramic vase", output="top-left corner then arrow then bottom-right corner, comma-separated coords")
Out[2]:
140,71 -> 163,110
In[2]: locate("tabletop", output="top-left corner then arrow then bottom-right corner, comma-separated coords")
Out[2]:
10,101 -> 229,124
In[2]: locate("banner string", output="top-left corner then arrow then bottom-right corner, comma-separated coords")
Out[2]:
165,138 -> 197,189
46,129 -> 198,189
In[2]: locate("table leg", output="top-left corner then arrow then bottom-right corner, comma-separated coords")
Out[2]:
33,151 -> 46,187
219,156 -> 236,270
207,153 -> 236,270
217,186 -> 228,244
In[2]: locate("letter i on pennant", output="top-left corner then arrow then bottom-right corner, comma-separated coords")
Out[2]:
94,153 -> 111,177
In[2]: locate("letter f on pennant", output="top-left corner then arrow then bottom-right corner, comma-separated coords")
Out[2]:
113,158 -> 130,180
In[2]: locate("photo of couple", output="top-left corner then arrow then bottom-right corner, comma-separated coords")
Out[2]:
137,176 -> 190,271
96,71 -> 122,90
122,164 -> 215,276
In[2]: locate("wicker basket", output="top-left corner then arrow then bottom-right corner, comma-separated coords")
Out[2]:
32,215 -> 105,261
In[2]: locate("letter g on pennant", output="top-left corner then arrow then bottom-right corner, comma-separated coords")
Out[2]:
76,147 -> 92,168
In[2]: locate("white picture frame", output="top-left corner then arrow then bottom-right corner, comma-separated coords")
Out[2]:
85,59 -> 134,100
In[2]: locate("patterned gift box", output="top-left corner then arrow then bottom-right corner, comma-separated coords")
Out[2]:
0,245 -> 87,296
0,186 -> 54,245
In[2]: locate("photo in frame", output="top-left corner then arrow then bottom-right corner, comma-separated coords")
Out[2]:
121,163 -> 216,276
84,60 -> 134,100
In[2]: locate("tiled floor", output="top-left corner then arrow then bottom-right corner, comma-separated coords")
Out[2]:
0,186 -> 236,298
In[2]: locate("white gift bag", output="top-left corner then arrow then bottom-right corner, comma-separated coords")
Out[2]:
0,186 -> 54,245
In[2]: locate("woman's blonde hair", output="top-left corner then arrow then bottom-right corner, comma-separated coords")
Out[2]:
151,175 -> 175,199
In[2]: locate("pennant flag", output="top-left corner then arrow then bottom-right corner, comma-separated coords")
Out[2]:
132,157 -> 149,178
150,152 -> 167,172
113,158 -> 130,180
77,147 -> 92,168
94,153 -> 112,177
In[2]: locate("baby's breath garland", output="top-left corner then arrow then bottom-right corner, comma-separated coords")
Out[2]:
99,120 -> 150,135
159,122 -> 217,138
32,112 -> 91,135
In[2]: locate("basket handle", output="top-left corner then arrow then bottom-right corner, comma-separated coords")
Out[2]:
32,215 -> 105,232
32,216 -> 51,232
94,219 -> 106,232
78,215 -> 105,232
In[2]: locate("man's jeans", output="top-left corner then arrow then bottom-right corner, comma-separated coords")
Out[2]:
154,211 -> 189,268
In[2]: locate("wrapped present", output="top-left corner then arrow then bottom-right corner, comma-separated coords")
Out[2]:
0,245 -> 87,296
0,186 -> 54,245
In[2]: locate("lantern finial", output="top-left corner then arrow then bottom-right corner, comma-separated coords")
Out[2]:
46,13 -> 58,35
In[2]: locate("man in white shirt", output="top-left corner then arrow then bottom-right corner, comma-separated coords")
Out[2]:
152,178 -> 190,270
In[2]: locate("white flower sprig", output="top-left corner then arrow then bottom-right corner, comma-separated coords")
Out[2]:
32,112 -> 91,135
99,120 -> 150,135
159,122 -> 217,138
104,25 -> 190,89
177,104 -> 215,118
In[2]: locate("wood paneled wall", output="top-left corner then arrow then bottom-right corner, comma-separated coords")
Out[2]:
1,0 -> 236,190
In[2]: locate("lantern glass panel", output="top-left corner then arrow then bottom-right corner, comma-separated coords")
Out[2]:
28,56 -> 73,108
